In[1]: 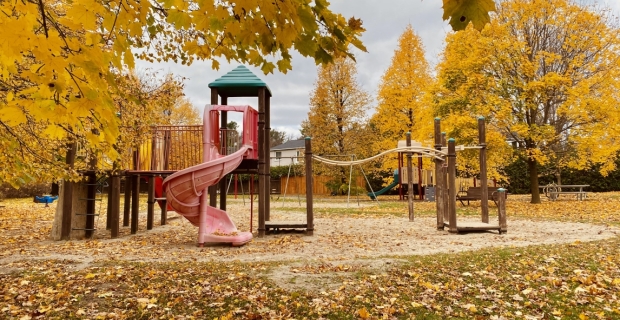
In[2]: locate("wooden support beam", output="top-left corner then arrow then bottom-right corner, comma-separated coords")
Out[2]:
434,118 -> 444,230
265,94 -> 271,222
219,110 -> 228,211
257,88 -> 266,237
131,174 -> 139,234
110,175 -> 120,238
448,138 -> 457,233
123,176 -> 131,227
406,133 -> 414,222
442,133 -> 448,223
305,137 -> 314,236
147,175 -> 154,230
60,142 -> 77,240
160,176 -> 168,225
498,188 -> 507,234
478,117 -> 489,223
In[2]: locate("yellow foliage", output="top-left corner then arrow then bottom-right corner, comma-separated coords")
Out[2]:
370,25 -> 433,174
301,57 -> 372,181
0,0 -> 365,185
434,0 -> 620,196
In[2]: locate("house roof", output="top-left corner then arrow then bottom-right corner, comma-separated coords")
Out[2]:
208,65 -> 272,97
271,139 -> 305,151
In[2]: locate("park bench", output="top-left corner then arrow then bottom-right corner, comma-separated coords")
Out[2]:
456,187 -> 507,206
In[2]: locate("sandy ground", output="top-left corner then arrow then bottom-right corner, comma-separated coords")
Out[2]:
1,198 -> 618,291
235,202 -> 618,262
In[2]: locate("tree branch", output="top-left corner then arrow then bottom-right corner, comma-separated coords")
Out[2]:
37,0 -> 49,38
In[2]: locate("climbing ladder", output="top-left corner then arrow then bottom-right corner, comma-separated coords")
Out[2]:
72,172 -> 106,238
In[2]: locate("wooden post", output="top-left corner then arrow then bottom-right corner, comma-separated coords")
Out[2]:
150,132 -> 157,171
406,133 -> 414,222
497,188 -> 508,234
265,94 -> 271,222
497,188 -> 507,234
110,175 -> 120,238
60,142 -> 77,240
106,179 -> 113,231
123,176 -> 131,227
147,175 -> 154,230
219,109 -> 228,211
209,88 -> 219,208
434,118 -> 444,230
305,137 -> 314,235
397,152 -> 405,200
478,117 -> 489,223
163,130 -> 171,170
417,154 -> 423,200
257,88 -> 266,237
442,133 -> 448,223
161,176 -> 168,226
131,174 -> 139,234
448,138 -> 457,233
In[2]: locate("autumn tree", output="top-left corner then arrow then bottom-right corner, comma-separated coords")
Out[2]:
434,0 -> 620,203
163,97 -> 201,126
270,129 -> 288,148
0,0 -> 502,185
0,0 -> 367,185
370,25 -> 433,172
301,57 -> 371,191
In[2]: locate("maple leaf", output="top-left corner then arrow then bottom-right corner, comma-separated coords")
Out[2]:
442,0 -> 496,31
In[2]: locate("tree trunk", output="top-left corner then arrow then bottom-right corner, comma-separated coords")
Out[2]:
528,158 -> 541,204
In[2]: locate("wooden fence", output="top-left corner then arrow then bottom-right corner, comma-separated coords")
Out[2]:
277,176 -> 365,195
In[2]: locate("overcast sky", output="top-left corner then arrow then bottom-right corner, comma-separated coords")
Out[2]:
136,0 -> 620,138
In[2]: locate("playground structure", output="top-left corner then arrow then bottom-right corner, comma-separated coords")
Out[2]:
367,170 -> 400,200
162,105 -> 257,246
302,116 -> 507,234
52,65 -> 504,242
52,65 -> 291,243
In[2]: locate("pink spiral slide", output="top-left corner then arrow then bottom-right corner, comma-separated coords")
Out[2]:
162,105 -> 258,246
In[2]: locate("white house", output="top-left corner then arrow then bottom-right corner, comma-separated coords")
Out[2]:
270,139 -> 305,167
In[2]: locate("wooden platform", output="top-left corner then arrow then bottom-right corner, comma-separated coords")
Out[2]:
444,221 -> 503,233
265,220 -> 311,234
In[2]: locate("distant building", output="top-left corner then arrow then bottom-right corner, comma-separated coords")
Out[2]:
270,139 -> 305,167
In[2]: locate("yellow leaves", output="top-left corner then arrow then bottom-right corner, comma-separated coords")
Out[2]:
461,303 -> 477,312
84,273 -> 96,279
43,126 -> 66,140
357,307 -> 370,318
372,24 -> 432,171
66,3 -> 99,30
442,0 -> 496,31
167,10 -> 192,29
0,105 -> 27,125
124,49 -> 135,69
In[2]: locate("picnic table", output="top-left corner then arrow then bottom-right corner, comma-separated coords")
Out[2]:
540,184 -> 589,201
456,187 -> 508,206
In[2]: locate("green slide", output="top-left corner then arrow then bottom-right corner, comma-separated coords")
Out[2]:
368,170 -> 399,200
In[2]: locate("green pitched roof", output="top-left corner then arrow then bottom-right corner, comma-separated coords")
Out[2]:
208,65 -> 272,97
